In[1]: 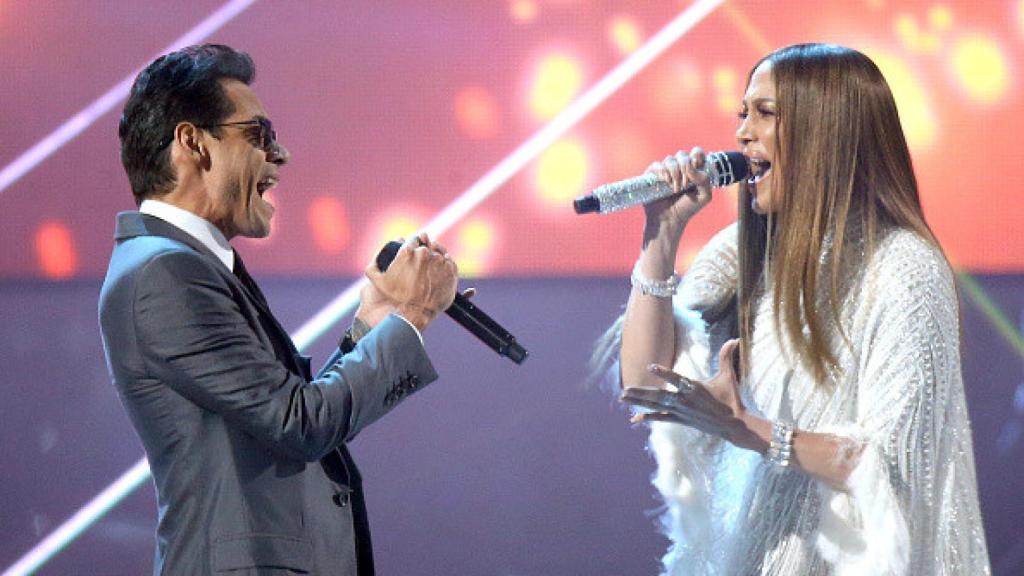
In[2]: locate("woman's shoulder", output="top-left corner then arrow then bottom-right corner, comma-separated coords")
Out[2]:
869,227 -> 955,305
873,228 -> 951,276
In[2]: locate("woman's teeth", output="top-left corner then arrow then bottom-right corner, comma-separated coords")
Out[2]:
747,159 -> 771,184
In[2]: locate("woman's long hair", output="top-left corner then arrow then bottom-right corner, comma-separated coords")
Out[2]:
737,43 -> 946,386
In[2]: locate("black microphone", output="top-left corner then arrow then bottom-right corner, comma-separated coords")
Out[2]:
573,150 -> 749,214
375,241 -> 528,365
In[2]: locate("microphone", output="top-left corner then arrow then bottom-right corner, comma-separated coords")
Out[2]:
573,151 -> 749,214
375,241 -> 528,365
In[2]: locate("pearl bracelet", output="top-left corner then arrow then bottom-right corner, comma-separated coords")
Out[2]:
631,260 -> 680,298
766,420 -> 795,468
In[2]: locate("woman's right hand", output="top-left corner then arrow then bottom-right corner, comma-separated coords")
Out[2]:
642,147 -> 713,237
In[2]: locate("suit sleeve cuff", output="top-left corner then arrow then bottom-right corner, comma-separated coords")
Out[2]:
391,312 -> 425,345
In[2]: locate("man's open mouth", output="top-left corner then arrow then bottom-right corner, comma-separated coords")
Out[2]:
256,177 -> 277,197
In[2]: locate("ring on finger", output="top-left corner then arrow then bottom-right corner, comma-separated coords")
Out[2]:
675,377 -> 696,394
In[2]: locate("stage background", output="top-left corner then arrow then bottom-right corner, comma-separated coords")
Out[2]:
2,1 -> 1023,574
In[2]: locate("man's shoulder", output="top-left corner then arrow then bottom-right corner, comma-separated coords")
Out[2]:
102,232 -> 229,311
108,233 -> 214,278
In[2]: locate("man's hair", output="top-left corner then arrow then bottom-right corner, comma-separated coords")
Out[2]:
118,44 -> 255,205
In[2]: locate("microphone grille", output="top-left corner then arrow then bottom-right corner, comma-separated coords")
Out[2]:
707,151 -> 750,187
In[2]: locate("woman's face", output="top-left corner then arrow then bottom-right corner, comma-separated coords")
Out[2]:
736,61 -> 779,214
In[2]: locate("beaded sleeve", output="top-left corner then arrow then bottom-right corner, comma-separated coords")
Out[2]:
813,231 -> 990,574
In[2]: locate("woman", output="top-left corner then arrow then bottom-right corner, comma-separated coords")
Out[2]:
610,44 -> 990,575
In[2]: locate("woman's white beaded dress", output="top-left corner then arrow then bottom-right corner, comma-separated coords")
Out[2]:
643,223 -> 990,575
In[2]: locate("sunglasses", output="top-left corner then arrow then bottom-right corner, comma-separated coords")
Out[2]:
202,117 -> 278,154
161,117 -> 278,154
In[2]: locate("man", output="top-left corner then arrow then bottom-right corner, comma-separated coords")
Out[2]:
99,44 -> 457,575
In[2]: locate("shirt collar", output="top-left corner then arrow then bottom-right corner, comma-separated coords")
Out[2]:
139,199 -> 235,271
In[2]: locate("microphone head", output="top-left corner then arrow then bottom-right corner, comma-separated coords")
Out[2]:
375,240 -> 403,272
707,151 -> 750,187
573,195 -> 601,214
504,341 -> 529,364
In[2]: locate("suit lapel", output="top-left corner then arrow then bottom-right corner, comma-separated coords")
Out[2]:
116,211 -> 311,380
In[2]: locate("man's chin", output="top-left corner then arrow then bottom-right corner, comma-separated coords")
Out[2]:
238,220 -> 272,240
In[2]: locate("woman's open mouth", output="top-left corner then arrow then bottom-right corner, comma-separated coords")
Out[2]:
747,159 -> 771,184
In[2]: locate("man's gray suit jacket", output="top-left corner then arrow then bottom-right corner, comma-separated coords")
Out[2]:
99,212 -> 437,575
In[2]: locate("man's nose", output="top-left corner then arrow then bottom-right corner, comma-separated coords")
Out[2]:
268,142 -> 290,166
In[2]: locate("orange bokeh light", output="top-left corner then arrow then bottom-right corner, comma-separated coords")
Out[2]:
34,221 -> 77,279
868,49 -> 937,149
608,15 -> 642,55
528,52 -> 584,121
360,210 -> 425,267
454,86 -> 501,140
712,66 -> 739,116
534,138 -> 590,208
510,0 -> 537,22
950,34 -> 1010,105
308,196 -> 351,255
454,217 -> 499,277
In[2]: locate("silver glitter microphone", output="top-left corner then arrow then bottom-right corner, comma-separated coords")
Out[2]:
573,151 -> 749,214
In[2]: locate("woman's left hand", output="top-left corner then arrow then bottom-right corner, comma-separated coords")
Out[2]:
620,339 -> 765,452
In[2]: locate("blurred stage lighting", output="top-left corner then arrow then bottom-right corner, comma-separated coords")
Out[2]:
529,53 -> 585,121
455,86 -> 501,140
608,15 -> 643,55
510,0 -> 538,23
951,35 -> 1010,105
535,139 -> 590,208
309,196 -> 351,256
34,221 -> 77,280
868,50 -> 937,149
712,66 -> 739,116
454,217 -> 498,277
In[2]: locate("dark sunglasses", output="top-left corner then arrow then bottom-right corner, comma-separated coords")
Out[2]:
161,117 -> 278,154
202,117 -> 278,154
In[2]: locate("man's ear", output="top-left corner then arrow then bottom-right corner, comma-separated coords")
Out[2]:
173,123 -> 208,167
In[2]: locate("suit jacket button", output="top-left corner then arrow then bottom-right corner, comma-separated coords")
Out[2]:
333,491 -> 350,507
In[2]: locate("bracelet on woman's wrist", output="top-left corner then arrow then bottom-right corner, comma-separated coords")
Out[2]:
766,420 -> 795,468
631,260 -> 680,298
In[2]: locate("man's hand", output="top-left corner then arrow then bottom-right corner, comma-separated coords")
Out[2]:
362,234 -> 458,332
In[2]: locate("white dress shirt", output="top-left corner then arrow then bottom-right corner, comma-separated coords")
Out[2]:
140,199 -> 235,271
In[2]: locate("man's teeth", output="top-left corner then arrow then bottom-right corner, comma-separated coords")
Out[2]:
257,178 -> 277,195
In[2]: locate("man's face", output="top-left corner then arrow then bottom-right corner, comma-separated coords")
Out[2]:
203,79 -> 288,239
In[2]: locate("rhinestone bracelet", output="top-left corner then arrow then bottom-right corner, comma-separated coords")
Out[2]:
766,420 -> 795,468
631,260 -> 680,298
